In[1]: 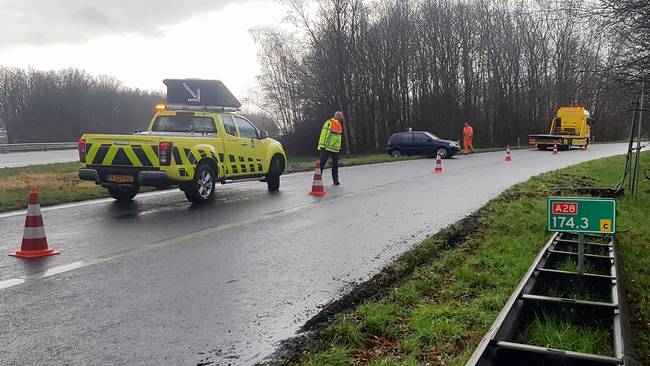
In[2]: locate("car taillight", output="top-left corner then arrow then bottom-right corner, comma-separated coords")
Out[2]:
78,138 -> 86,163
159,141 -> 173,166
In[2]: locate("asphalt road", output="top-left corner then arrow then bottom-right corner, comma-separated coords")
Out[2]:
0,144 -> 630,365
0,149 -> 78,168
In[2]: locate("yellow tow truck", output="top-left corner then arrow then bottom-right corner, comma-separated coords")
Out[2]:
79,79 -> 287,203
528,106 -> 593,150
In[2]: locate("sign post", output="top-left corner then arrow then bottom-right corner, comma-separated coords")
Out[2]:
547,197 -> 616,274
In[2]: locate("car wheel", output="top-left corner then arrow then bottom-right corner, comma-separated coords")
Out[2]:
107,185 -> 139,202
184,162 -> 216,203
391,149 -> 402,157
436,147 -> 448,158
266,157 -> 281,192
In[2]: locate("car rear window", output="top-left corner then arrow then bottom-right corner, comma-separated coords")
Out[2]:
152,116 -> 216,133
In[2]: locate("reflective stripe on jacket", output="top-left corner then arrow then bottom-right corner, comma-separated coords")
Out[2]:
318,118 -> 342,153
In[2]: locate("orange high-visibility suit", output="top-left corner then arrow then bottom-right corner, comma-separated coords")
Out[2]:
463,124 -> 474,154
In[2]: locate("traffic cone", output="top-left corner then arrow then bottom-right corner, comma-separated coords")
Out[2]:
552,144 -> 558,155
581,144 -> 587,151
504,146 -> 512,161
9,187 -> 60,259
308,161 -> 327,196
434,153 -> 443,174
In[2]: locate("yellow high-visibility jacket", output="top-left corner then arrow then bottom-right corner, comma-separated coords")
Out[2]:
318,118 -> 342,153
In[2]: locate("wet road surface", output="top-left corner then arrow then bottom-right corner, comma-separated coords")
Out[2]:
0,144 -> 629,365
0,149 -> 78,168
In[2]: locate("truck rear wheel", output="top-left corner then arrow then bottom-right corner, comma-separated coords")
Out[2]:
107,185 -> 139,202
184,162 -> 216,203
266,157 -> 281,192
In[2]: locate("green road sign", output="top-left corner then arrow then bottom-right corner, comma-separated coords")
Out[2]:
547,197 -> 616,234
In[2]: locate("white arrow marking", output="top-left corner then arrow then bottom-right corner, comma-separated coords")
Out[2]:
182,82 -> 201,102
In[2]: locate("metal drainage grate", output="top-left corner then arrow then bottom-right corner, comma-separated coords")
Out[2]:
467,231 -> 634,366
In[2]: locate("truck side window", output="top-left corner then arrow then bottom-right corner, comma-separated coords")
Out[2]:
234,117 -> 259,139
221,115 -> 238,136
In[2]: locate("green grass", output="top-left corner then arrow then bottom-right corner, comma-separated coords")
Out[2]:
278,152 -> 650,365
516,312 -> 613,355
554,258 -> 596,274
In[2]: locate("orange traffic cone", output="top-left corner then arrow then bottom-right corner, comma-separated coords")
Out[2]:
552,144 -> 558,155
308,161 -> 327,196
581,144 -> 587,151
504,146 -> 512,161
434,153 -> 443,174
9,187 -> 60,259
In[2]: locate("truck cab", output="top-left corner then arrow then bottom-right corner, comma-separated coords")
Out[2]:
79,79 -> 287,203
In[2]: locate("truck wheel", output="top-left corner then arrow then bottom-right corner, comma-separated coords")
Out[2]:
184,162 -> 216,203
107,185 -> 139,202
266,157 -> 281,192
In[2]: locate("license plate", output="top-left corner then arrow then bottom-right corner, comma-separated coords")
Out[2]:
107,175 -> 134,183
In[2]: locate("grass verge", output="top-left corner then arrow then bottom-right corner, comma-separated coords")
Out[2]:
270,152 -> 650,365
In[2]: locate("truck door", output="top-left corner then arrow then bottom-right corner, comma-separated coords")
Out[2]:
234,116 -> 266,175
219,114 -> 246,177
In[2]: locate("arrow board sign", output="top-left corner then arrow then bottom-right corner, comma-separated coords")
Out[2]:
163,79 -> 241,108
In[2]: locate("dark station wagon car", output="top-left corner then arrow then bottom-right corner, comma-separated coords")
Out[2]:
387,131 -> 461,158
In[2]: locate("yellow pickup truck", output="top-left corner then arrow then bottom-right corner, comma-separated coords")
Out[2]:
79,79 -> 287,203
528,106 -> 593,150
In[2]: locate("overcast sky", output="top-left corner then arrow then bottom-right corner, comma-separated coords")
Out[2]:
0,0 -> 288,97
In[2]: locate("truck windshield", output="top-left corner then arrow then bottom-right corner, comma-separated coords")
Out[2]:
152,116 -> 216,133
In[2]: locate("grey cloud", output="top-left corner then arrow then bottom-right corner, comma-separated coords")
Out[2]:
0,0 -> 269,48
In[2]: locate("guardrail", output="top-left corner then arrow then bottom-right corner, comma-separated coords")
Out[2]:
0,142 -> 78,154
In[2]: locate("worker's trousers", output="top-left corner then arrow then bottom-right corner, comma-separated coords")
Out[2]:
464,138 -> 474,154
319,150 -> 339,183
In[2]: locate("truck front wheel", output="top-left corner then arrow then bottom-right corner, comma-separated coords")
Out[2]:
266,157 -> 281,192
184,163 -> 216,203
107,185 -> 139,202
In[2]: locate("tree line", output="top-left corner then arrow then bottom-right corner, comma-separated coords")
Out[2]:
0,67 -> 164,144
255,0 -> 649,154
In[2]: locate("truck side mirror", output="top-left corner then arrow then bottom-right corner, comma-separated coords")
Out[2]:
258,130 -> 269,139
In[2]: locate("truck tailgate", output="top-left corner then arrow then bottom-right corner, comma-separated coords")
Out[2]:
84,134 -> 161,167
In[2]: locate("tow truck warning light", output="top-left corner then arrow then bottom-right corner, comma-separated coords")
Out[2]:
552,202 -> 578,215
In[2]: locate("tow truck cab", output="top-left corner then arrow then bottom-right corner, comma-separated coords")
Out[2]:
79,79 -> 287,203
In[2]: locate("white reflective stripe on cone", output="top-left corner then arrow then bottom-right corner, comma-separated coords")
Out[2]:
313,179 -> 323,187
27,204 -> 42,217
23,226 -> 46,240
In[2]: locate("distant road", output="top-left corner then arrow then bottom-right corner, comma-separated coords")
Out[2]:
0,149 -> 78,168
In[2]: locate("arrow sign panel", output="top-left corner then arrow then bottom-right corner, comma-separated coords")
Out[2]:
163,79 -> 241,108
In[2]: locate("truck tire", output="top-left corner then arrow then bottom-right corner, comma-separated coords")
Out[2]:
107,185 -> 139,202
266,157 -> 281,192
184,162 -> 216,203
